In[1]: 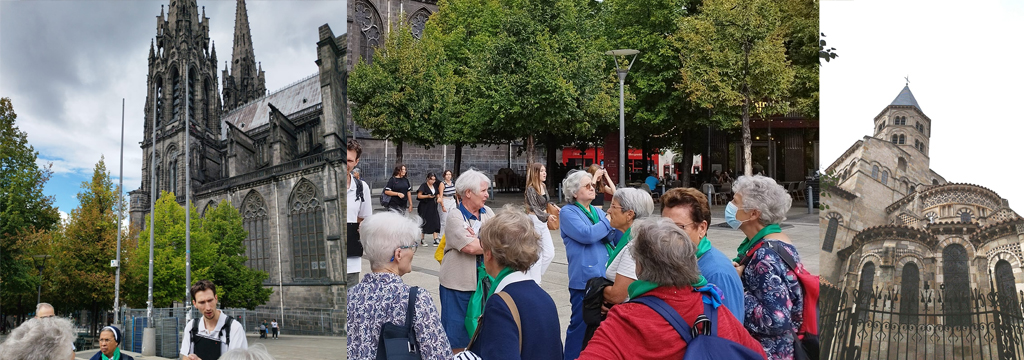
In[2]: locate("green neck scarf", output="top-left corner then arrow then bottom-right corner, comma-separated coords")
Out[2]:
627,275 -> 709,299
485,266 -> 517,299
695,236 -> 712,260
606,227 -> 631,267
732,223 -> 782,263
576,202 -> 615,254
101,347 -> 121,360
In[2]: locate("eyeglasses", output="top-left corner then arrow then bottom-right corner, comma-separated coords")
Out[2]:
582,183 -> 595,190
676,222 -> 695,230
391,244 -> 419,262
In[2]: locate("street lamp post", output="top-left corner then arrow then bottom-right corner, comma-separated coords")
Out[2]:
604,49 -> 639,188
32,255 -> 51,304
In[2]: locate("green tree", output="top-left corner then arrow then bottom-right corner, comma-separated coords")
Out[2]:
124,194 -> 270,309
0,97 -> 61,316
671,0 -> 797,176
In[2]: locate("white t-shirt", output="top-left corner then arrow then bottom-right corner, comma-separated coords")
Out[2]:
605,241 -> 638,281
271,321 -> 278,329
179,310 -> 248,356
347,174 -> 373,223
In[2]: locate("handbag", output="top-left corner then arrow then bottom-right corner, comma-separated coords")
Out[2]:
434,235 -> 446,264
380,190 -> 392,208
376,287 -> 422,360
545,203 -> 560,231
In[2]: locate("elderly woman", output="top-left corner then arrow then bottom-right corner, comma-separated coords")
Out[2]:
729,175 -> 804,360
222,344 -> 275,360
0,316 -> 78,360
461,206 -> 563,359
384,164 -> 413,213
89,325 -> 134,360
660,188 -> 745,324
559,170 -> 620,360
440,169 -> 493,352
578,218 -> 766,360
347,212 -> 452,359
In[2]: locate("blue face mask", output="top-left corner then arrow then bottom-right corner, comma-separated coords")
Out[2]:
724,202 -> 743,229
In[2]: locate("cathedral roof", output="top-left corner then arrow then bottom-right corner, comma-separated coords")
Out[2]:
890,85 -> 922,112
221,73 -> 321,135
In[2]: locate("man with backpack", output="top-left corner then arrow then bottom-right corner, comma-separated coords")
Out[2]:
347,139 -> 373,286
180,280 -> 247,360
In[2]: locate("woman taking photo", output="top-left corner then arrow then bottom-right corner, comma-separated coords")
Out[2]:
417,172 -> 442,246
586,164 -> 616,209
523,163 -> 557,283
384,164 -> 413,214
730,175 -> 804,360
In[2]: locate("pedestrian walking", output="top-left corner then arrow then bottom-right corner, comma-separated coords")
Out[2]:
523,162 -> 557,284
271,319 -> 279,339
417,172 -> 442,246
383,164 -> 413,214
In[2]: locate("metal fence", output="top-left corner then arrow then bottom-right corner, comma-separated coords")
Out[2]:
821,283 -> 1024,360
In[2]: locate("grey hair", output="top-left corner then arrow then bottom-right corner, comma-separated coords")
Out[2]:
479,205 -> 540,272
36,302 -> 53,314
222,344 -> 276,360
455,169 -> 491,196
630,218 -> 702,287
732,175 -> 792,224
562,171 -> 593,203
359,211 -> 423,270
0,317 -> 77,360
612,188 -> 655,220
352,167 -> 361,175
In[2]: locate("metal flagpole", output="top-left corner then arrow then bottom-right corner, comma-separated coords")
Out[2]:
115,98 -> 125,325
185,67 -> 193,323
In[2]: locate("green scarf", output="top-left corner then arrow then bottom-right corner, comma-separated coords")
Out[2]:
695,236 -> 712,260
575,202 -> 614,254
606,227 -> 631,267
485,266 -> 517,299
101,347 -> 121,360
627,275 -> 709,299
732,223 -> 782,263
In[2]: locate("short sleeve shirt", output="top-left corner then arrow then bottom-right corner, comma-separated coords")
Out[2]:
179,311 -> 248,356
605,241 -> 637,281
347,174 -> 373,223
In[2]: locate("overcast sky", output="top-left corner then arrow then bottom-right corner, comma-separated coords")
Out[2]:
1,0 -> 346,218
821,0 -> 1024,209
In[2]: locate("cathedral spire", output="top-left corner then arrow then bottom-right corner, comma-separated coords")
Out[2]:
223,0 -> 266,111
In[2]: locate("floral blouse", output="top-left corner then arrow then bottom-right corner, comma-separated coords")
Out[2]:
742,239 -> 804,360
346,272 -> 453,359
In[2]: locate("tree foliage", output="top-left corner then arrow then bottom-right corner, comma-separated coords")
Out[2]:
124,194 -> 271,309
0,97 -> 61,310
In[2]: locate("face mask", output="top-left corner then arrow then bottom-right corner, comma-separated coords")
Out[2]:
724,202 -> 745,229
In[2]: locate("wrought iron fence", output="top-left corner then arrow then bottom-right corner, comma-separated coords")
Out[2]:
821,283 -> 1024,360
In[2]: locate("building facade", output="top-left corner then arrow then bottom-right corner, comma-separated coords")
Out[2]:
128,0 -> 350,312
821,85 -> 1024,303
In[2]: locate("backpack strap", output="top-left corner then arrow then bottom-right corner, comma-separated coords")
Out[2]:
761,241 -> 798,271
630,296 -> 695,343
495,292 -> 523,353
405,287 -> 420,352
738,241 -> 767,267
355,177 -> 365,202
190,318 -> 200,353
222,315 -> 233,345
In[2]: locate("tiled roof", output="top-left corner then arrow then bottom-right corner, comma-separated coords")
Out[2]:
221,73 -> 321,138
890,85 -> 922,112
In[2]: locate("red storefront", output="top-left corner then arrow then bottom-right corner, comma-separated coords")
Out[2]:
561,147 -> 658,175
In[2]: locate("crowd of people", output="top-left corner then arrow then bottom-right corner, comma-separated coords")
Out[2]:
345,140 -> 813,360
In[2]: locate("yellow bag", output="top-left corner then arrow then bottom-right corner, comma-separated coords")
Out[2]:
434,235 -> 446,264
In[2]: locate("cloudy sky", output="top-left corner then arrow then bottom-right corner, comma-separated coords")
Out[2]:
821,0 -> 1024,208
1,0 -> 347,218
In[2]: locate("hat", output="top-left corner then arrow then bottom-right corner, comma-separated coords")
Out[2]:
101,325 -> 122,344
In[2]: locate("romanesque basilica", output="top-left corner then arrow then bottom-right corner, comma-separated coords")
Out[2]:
822,85 -> 1024,306
127,0 -> 349,310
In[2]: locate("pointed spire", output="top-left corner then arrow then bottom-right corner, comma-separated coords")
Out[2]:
149,39 -> 156,59
210,40 -> 217,62
224,0 -> 266,111
890,85 -> 922,112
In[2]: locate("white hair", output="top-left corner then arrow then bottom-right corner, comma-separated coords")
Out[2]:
222,344 -> 276,360
0,317 -> 76,360
455,169 -> 490,196
612,188 -> 655,220
36,302 -> 53,314
732,175 -> 792,224
359,211 -> 423,269
562,171 -> 593,203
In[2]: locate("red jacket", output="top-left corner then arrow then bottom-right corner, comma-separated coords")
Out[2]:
578,286 -> 767,360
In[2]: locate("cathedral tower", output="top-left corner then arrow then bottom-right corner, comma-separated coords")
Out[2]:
873,85 -> 931,160
130,0 -> 223,231
221,0 -> 267,111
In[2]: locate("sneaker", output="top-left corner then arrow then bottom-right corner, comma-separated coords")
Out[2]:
433,238 -> 440,247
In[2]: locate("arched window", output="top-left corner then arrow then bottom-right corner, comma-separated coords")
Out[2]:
169,158 -> 178,196
203,78 -> 212,131
960,211 -> 972,223
242,191 -> 270,273
877,124 -> 884,133
290,180 -> 326,279
891,135 -> 899,144
858,262 -> 876,321
943,244 -> 971,326
996,260 -> 1018,307
898,157 -> 907,172
201,201 -> 215,217
171,67 -> 181,122
354,0 -> 383,65
898,134 -> 906,144
871,165 -> 879,179
881,170 -> 889,185
933,179 -> 940,185
822,215 -> 840,252
900,263 -> 920,324
154,77 -> 164,128
409,8 -> 431,39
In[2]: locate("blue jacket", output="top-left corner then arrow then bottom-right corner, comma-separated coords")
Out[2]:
699,246 -> 746,325
469,278 -> 563,360
560,205 -> 620,290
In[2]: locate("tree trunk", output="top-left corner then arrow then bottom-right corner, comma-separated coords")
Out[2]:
545,135 -> 557,194
642,136 -> 650,175
454,143 -> 464,176
681,132 -> 691,187
395,140 -> 405,165
742,42 -> 753,177
526,135 -> 535,166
